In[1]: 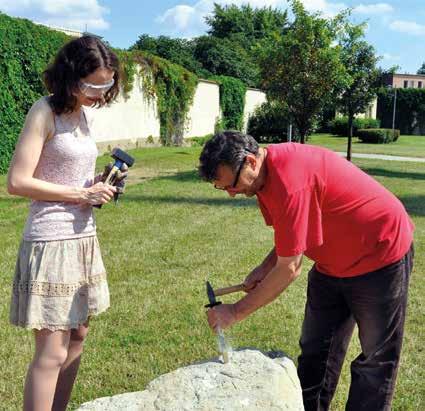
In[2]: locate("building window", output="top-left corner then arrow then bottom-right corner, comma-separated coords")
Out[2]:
404,80 -> 408,88
410,80 -> 415,87
419,81 -> 423,89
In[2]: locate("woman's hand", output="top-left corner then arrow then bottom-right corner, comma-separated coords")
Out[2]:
81,182 -> 117,205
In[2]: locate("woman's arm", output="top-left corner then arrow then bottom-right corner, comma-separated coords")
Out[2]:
7,98 -> 116,205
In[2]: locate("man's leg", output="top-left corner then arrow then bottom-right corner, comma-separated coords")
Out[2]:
298,267 -> 356,411
344,246 -> 413,411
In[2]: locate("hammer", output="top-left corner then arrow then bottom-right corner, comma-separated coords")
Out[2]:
95,147 -> 135,208
214,283 -> 245,297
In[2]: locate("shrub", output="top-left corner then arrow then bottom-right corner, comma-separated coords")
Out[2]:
357,128 -> 400,144
187,134 -> 213,146
328,116 -> 380,137
247,102 -> 292,143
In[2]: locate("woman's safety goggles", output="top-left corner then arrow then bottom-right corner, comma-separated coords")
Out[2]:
79,79 -> 115,98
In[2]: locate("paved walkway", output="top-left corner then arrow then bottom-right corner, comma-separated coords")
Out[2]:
336,152 -> 425,163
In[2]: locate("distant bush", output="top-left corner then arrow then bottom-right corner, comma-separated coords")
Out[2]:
247,102 -> 293,143
187,134 -> 213,146
328,116 -> 380,137
357,128 -> 400,144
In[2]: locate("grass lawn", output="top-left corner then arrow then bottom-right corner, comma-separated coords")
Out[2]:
309,133 -> 425,158
0,146 -> 424,410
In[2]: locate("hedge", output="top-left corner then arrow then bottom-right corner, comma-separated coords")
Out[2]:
327,116 -> 380,137
357,128 -> 400,144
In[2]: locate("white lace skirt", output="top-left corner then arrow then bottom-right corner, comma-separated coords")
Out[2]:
10,235 -> 110,331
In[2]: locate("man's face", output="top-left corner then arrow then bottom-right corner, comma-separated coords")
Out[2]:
213,155 -> 258,197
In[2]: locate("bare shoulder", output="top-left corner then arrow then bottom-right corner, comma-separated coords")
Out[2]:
25,96 -> 55,137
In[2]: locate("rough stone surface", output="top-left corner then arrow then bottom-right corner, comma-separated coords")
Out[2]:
76,349 -> 304,411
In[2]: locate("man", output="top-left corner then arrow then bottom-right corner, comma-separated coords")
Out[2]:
198,131 -> 414,411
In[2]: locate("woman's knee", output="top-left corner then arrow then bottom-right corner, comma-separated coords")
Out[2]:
34,345 -> 69,370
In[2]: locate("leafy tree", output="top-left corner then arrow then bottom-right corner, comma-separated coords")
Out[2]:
130,34 -> 208,77
194,36 -> 259,86
418,62 -> 425,75
335,21 -> 380,160
257,0 -> 346,143
206,3 -> 288,43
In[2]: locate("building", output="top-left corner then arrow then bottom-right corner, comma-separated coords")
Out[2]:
383,73 -> 425,89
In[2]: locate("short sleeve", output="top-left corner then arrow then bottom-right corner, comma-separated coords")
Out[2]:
273,185 -> 323,256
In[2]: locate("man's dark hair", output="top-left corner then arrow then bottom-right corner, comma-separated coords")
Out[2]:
199,131 -> 259,181
43,35 -> 120,114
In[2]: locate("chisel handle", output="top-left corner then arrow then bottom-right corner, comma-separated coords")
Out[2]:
214,283 -> 245,297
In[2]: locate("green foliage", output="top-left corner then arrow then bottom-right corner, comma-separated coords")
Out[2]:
130,35 -> 209,78
247,101 -> 291,143
130,4 -> 288,88
0,12 -> 69,173
257,0 -> 347,142
335,21 -> 380,125
138,52 -> 198,146
328,116 -> 380,136
357,128 -> 400,144
211,75 -> 247,130
116,49 -> 199,145
417,62 -> 425,75
186,134 -> 213,147
377,87 -> 425,135
194,36 -> 260,86
206,3 -> 288,42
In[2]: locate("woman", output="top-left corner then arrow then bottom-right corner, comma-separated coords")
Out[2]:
8,35 -> 122,410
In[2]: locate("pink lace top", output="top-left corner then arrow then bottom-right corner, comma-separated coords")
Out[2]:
23,104 -> 98,241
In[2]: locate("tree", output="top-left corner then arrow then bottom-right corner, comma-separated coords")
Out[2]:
336,21 -> 380,160
194,36 -> 259,86
418,62 -> 425,75
257,0 -> 346,143
206,3 -> 288,43
130,35 -> 208,77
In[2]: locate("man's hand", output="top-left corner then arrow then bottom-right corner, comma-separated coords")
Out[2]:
207,304 -> 238,331
243,265 -> 268,292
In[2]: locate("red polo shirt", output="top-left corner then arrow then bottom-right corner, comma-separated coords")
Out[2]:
256,143 -> 414,277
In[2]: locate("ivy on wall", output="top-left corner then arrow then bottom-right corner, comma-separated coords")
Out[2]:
0,12 -> 69,173
116,50 -> 198,145
210,75 -> 247,131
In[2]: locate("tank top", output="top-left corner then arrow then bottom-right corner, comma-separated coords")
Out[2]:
23,103 -> 98,241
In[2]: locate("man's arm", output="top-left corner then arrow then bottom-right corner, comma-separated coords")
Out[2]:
207,254 -> 303,330
243,247 -> 277,291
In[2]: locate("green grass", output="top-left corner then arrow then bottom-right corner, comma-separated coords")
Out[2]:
0,146 -> 424,410
309,133 -> 425,158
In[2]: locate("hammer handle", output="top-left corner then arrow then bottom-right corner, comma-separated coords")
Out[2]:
214,283 -> 245,297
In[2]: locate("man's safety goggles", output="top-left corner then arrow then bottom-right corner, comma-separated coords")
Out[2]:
79,79 -> 115,98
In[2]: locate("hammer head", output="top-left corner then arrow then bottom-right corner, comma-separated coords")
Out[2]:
205,280 -> 222,309
111,147 -> 135,168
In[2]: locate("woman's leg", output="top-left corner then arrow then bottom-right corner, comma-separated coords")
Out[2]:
23,329 -> 71,411
52,322 -> 89,411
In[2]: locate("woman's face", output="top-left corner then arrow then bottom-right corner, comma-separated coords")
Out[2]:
75,67 -> 115,107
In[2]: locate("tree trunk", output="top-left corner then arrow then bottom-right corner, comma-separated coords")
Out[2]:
347,115 -> 353,161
